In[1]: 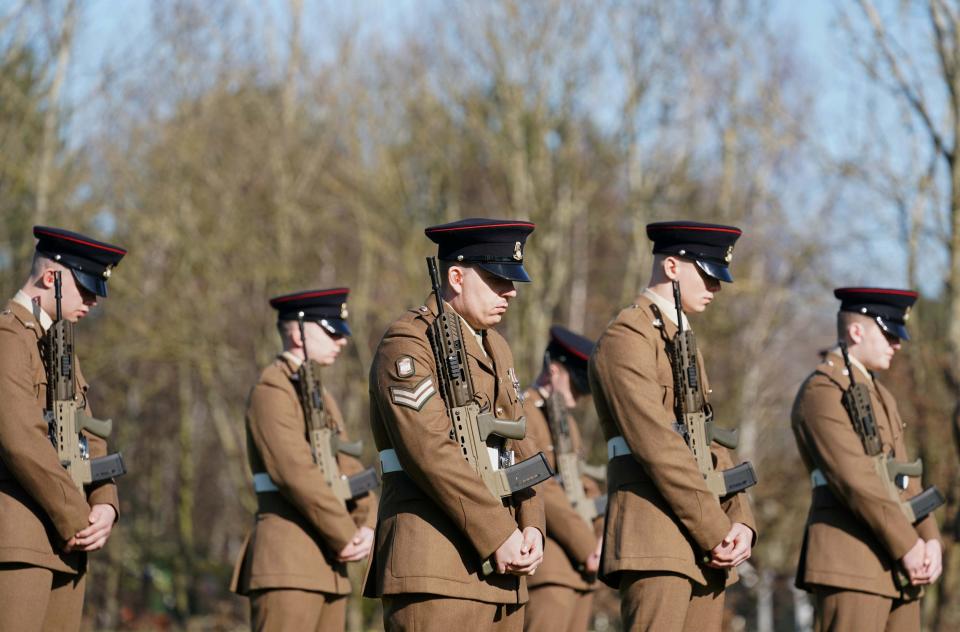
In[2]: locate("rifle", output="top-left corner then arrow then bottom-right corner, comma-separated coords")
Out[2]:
426,257 -> 554,574
44,272 -> 126,491
545,391 -> 605,524
296,314 -> 379,502
838,343 -> 944,526
668,281 -> 756,498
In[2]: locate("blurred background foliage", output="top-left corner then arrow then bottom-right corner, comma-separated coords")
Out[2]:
2,1 -> 959,630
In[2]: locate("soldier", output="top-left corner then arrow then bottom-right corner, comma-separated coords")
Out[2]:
589,221 -> 757,632
0,226 -> 125,632
520,325 -> 604,632
792,288 -> 942,632
231,288 -> 377,632
364,218 -> 546,631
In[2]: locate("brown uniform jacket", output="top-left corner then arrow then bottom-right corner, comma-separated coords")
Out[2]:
363,295 -> 545,604
791,352 -> 940,598
0,300 -> 118,574
589,295 -> 756,587
231,355 -> 377,595
519,388 -> 599,592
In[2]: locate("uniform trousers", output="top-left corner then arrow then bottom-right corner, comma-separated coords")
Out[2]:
382,593 -> 524,632
813,586 -> 919,632
619,571 -> 724,632
249,588 -> 347,632
0,563 -> 85,632
523,584 -> 594,632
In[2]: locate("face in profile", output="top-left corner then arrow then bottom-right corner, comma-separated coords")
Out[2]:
674,259 -> 721,313
449,265 -> 518,330
45,268 -> 99,322
302,321 -> 348,366
855,319 -> 901,371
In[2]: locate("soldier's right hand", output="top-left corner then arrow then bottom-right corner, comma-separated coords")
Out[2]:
337,526 -> 374,563
493,529 -> 525,574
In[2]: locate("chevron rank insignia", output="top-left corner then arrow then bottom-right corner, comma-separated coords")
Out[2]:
390,377 -> 436,410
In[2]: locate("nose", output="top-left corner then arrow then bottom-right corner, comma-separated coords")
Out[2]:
337,337 -> 349,349
501,281 -> 517,297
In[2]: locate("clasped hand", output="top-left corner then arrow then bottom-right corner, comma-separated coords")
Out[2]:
705,522 -> 752,569
901,538 -> 942,586
493,527 -> 543,575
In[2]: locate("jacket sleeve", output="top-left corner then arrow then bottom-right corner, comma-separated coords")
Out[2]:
509,433 -> 546,542
590,316 -> 730,552
371,321 -> 518,560
712,444 -> 756,544
75,363 -> 119,516
325,392 -> 378,530
795,376 -> 918,560
0,326 -> 91,541
247,374 -> 357,552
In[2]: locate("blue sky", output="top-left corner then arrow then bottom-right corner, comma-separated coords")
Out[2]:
58,1 -> 939,292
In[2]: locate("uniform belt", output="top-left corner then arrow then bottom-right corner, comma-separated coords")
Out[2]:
380,449 -> 403,473
252,472 -> 279,493
607,436 -> 630,461
810,468 -> 828,488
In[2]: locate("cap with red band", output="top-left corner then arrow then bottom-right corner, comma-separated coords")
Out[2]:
425,217 -> 535,282
545,325 -> 595,394
646,220 -> 743,283
835,287 -> 918,341
270,288 -> 352,337
33,226 -> 127,297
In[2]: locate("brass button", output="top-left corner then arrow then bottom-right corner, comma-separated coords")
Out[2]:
496,406 -> 504,415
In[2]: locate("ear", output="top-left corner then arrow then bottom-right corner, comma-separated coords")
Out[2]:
848,322 -> 864,345
663,256 -> 681,281
290,322 -> 304,349
40,268 -> 57,290
447,266 -> 465,295
548,362 -> 561,379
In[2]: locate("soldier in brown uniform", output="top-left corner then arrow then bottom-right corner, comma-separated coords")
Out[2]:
364,218 -> 546,631
231,288 -> 377,632
0,226 -> 125,632
589,221 -> 757,632
792,288 -> 942,632
520,326 -> 604,632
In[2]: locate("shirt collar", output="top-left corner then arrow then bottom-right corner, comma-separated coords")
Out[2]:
281,350 -> 303,369
642,288 -> 691,330
826,346 -> 871,381
13,290 -> 53,332
458,314 -> 487,357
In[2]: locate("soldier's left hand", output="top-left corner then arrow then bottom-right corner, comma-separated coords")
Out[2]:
506,527 -> 544,576
67,504 -> 117,552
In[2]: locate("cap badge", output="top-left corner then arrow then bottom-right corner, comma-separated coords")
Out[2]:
340,303 -> 349,319
513,242 -> 523,261
724,245 -> 734,263
102,265 -> 113,279
903,306 -> 911,322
